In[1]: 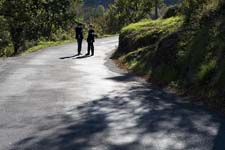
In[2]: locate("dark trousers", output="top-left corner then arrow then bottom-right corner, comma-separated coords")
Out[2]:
87,42 -> 94,55
77,39 -> 82,54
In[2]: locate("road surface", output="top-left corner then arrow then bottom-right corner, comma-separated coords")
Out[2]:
0,36 -> 225,150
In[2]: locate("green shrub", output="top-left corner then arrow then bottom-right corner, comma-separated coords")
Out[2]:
197,59 -> 216,83
115,0 -> 225,110
163,5 -> 181,19
115,16 -> 184,58
1,44 -> 14,57
152,65 -> 178,85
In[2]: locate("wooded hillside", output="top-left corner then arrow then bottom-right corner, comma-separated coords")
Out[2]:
114,0 -> 225,110
84,0 -> 114,7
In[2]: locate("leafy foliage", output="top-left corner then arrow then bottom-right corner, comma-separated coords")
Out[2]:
116,0 -> 225,108
114,16 -> 183,82
164,0 -> 181,5
0,0 -> 80,55
84,0 -> 113,7
105,0 -> 162,33
77,4 -> 107,35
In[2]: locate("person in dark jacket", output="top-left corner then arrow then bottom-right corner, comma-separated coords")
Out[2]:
86,24 -> 95,56
75,23 -> 83,55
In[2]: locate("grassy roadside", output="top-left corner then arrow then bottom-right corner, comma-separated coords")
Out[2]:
24,34 -> 116,54
114,16 -> 184,79
114,2 -> 225,112
18,34 -> 115,56
24,40 -> 75,54
1,34 -> 115,57
0,40 -> 75,57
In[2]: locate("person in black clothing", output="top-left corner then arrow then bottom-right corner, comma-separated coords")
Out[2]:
75,23 -> 83,55
86,24 -> 95,56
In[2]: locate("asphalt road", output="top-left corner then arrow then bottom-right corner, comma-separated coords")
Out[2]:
0,36 -> 225,150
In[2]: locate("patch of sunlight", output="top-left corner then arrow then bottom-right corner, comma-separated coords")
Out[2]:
141,132 -> 185,150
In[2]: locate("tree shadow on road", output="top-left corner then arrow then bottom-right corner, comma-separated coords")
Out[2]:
10,74 -> 225,150
212,120 -> 225,150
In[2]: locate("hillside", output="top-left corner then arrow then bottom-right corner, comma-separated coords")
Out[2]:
84,0 -> 114,7
164,0 -> 181,5
84,0 -> 180,7
113,0 -> 225,110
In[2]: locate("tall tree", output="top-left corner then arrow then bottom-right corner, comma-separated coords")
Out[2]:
0,0 -> 81,54
0,0 -> 10,55
105,0 -> 155,33
155,0 -> 159,19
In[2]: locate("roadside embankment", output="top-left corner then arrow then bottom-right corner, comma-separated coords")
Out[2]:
113,1 -> 225,111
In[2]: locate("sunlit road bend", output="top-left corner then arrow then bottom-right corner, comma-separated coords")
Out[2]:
0,36 -> 225,150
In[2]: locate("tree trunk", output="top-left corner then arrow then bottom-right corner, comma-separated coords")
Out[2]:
10,28 -> 18,55
155,0 -> 159,19
10,27 -> 22,55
